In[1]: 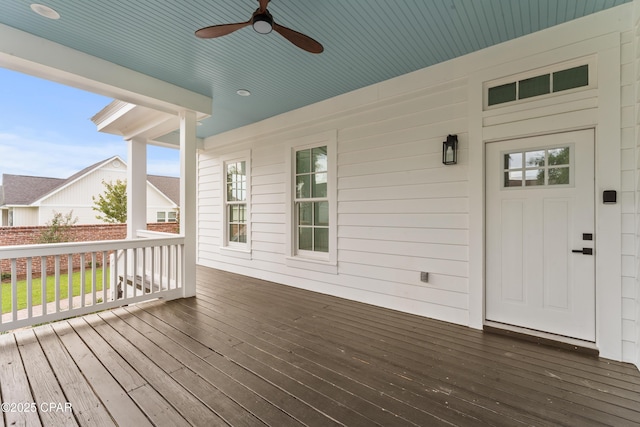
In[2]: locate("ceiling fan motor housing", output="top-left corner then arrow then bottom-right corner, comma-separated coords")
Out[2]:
253,12 -> 273,34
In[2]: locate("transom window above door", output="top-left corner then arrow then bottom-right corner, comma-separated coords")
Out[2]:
503,146 -> 571,188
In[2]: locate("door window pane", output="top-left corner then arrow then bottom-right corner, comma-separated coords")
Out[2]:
525,150 -> 545,167
548,167 -> 570,185
504,153 -> 522,169
525,169 -> 544,186
548,147 -> 569,165
504,171 -> 522,187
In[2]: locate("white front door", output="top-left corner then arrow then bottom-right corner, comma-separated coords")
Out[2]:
485,129 -> 595,341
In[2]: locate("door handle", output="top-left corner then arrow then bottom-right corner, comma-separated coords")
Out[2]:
572,248 -> 593,255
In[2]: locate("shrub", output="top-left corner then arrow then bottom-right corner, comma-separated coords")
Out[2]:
38,210 -> 79,244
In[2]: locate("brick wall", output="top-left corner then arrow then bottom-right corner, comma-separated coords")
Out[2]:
0,223 -> 179,279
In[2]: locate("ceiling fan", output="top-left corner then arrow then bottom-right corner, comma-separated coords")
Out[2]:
195,0 -> 324,54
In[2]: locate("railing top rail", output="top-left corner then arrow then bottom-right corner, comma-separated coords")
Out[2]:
0,236 -> 185,259
136,229 -> 178,238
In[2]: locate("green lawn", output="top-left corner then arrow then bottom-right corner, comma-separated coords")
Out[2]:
1,268 -> 108,314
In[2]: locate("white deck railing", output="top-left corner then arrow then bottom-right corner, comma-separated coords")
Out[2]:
0,232 -> 184,332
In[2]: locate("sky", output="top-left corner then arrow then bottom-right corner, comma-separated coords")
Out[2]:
0,67 -> 180,179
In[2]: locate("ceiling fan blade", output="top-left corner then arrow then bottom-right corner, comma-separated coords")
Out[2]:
195,21 -> 250,38
273,23 -> 323,54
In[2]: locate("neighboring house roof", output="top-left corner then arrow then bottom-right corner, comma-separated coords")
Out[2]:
147,175 -> 179,205
0,156 -> 179,208
1,174 -> 65,206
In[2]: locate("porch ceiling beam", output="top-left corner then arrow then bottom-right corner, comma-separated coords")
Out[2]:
0,24 -> 212,116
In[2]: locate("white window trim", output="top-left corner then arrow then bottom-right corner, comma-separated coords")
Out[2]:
220,151 -> 252,257
285,130 -> 337,273
157,210 -> 178,223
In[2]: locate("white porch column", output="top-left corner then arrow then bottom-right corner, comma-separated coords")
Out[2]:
127,137 -> 147,239
179,110 -> 197,297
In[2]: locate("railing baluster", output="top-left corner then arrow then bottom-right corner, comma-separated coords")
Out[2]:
92,252 -> 97,306
26,258 -> 33,319
158,246 -> 164,289
41,256 -> 47,316
55,255 -> 61,313
123,249 -> 128,300
80,253 -> 86,308
150,247 -> 156,294
172,245 -> 177,290
102,251 -> 108,305
67,254 -> 73,310
140,248 -> 148,295
132,248 -> 137,298
168,245 -> 173,290
179,244 -> 183,289
109,249 -> 117,300
11,259 -> 17,322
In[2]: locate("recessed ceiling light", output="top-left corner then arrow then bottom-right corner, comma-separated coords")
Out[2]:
30,4 -> 60,20
236,89 -> 251,97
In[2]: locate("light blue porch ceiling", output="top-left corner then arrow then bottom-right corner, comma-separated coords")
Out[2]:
0,0 -> 630,139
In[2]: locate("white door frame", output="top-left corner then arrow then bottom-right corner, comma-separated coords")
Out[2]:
484,130 -> 596,344
465,28 -> 622,360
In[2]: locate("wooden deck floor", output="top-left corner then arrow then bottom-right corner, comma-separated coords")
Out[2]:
1,266 -> 639,426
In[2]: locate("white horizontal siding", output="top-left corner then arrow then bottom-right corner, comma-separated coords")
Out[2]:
197,71 -> 470,325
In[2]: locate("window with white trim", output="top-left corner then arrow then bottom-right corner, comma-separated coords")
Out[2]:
502,145 -> 573,189
286,131 -> 337,271
156,211 -> 178,223
295,146 -> 329,254
484,57 -> 595,109
220,153 -> 251,255
225,160 -> 247,245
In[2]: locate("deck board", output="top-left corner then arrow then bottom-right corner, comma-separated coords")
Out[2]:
0,265 -> 639,426
50,322 -> 152,427
0,333 -> 42,427
33,325 -> 115,426
86,312 -> 227,426
183,294 -> 544,426
194,275 -> 634,425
